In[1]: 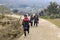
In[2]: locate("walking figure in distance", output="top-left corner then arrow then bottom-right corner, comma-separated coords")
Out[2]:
30,15 -> 34,26
34,14 -> 39,26
22,15 -> 30,36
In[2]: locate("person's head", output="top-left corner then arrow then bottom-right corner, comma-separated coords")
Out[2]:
31,14 -> 33,17
24,14 -> 27,18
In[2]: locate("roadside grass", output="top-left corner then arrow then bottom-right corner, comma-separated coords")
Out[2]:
46,19 -> 60,27
0,14 -> 23,40
40,16 -> 60,27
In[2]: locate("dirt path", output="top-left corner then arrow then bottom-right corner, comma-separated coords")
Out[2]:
18,18 -> 60,40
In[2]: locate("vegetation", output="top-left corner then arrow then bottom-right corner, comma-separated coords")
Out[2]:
0,5 -> 13,19
0,5 -> 12,14
46,19 -> 60,27
0,5 -> 23,40
39,2 -> 60,27
0,15 -> 23,40
39,2 -> 60,19
13,9 -> 19,13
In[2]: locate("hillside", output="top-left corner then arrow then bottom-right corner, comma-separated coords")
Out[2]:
0,5 -> 12,14
0,14 -> 23,40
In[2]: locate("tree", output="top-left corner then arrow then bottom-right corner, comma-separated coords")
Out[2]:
47,2 -> 58,14
47,2 -> 60,18
39,11 -> 44,16
13,9 -> 19,13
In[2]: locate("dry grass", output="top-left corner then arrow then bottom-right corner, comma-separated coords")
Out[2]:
46,19 -> 60,27
0,15 -> 23,40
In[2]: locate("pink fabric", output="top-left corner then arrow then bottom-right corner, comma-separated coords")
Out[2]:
23,17 -> 29,21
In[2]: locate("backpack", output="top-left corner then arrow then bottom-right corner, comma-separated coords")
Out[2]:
22,17 -> 29,29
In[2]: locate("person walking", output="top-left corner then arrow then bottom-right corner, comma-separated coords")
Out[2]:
22,15 -> 30,36
34,14 -> 39,26
30,15 -> 34,26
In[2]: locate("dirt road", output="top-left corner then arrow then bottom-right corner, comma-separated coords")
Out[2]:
18,18 -> 60,40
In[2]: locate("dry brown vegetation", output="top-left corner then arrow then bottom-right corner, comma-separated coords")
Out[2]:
46,19 -> 60,27
0,14 -> 23,40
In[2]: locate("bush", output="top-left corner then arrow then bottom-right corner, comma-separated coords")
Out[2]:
40,16 -> 50,19
0,16 -> 23,40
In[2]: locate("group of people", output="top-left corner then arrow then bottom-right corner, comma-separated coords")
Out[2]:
22,14 -> 39,36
